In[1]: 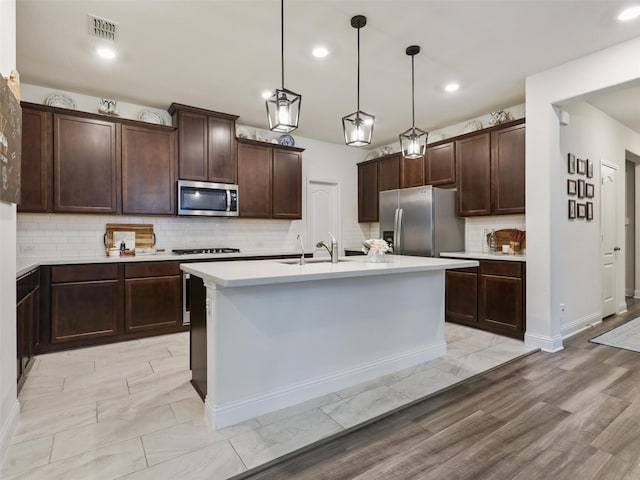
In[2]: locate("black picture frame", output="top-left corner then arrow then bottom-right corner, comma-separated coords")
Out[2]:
586,201 -> 593,221
567,179 -> 577,195
568,153 -> 576,174
578,179 -> 586,198
568,199 -> 576,219
577,158 -> 586,175
587,159 -> 593,178
577,203 -> 586,218
586,183 -> 594,198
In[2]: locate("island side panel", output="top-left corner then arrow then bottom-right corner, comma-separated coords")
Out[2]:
205,269 -> 447,429
189,275 -> 207,400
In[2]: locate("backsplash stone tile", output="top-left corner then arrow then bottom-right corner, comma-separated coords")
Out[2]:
17,214 -> 369,258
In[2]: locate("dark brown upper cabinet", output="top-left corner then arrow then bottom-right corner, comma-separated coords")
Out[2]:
169,103 -> 239,184
358,161 -> 378,223
456,132 -> 491,216
236,138 -> 303,219
491,123 -> 525,215
121,124 -> 177,215
426,142 -> 456,186
53,114 -> 120,214
18,106 -> 52,212
378,154 -> 400,192
400,155 -> 425,188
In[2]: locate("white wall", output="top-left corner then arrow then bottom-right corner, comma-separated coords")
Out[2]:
526,36 -> 640,352
17,87 -> 370,258
556,102 -> 640,338
0,0 -> 20,461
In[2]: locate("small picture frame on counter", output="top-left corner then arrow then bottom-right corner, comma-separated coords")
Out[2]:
568,153 -> 576,174
587,159 -> 593,178
586,183 -> 594,198
568,199 -> 576,219
577,158 -> 586,175
577,203 -> 587,218
586,201 -> 593,221
567,179 -> 577,195
578,179 -> 586,198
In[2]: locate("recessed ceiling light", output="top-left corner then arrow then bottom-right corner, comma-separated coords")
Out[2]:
96,46 -> 116,59
261,90 -> 273,100
312,46 -> 329,58
618,5 -> 640,21
444,83 -> 460,93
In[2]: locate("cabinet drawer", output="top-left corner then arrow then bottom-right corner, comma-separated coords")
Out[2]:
480,260 -> 522,278
17,269 -> 39,301
125,261 -> 180,278
51,264 -> 118,283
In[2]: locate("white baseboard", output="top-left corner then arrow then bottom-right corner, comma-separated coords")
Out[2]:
634,290 -> 640,299
561,312 -> 602,340
617,303 -> 628,315
0,399 -> 20,461
524,331 -> 564,352
626,288 -> 635,297
205,342 -> 446,429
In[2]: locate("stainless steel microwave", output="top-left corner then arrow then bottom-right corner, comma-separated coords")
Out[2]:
177,180 -> 239,217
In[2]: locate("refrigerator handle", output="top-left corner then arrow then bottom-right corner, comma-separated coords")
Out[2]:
396,208 -> 404,255
393,208 -> 400,253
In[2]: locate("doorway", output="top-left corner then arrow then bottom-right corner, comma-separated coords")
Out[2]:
601,161 -> 617,318
307,179 -> 340,259
625,159 -> 636,299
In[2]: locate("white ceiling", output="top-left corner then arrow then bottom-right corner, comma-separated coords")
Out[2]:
15,0 -> 640,147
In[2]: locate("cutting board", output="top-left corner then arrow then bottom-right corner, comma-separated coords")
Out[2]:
105,223 -> 155,253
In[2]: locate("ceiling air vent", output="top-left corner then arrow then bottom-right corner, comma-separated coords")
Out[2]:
88,14 -> 119,42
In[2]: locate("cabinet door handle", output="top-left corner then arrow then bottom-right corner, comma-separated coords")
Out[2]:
614,247 -> 621,251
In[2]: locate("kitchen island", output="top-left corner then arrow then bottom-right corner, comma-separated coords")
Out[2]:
181,254 -> 478,429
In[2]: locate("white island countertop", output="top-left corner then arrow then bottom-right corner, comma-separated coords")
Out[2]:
181,254 -> 478,288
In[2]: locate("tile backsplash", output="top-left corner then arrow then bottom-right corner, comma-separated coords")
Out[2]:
17,214 -> 369,258
465,215 -> 526,252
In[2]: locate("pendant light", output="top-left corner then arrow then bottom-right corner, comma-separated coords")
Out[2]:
265,0 -> 301,133
342,15 -> 374,147
399,45 -> 427,159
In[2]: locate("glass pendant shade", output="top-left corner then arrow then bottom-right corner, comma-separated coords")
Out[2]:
342,110 -> 375,147
399,126 -> 428,159
266,88 -> 301,133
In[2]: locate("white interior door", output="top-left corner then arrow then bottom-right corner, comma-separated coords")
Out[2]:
601,162 -> 618,318
307,179 -> 339,258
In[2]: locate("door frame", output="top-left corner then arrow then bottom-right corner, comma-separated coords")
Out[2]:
306,178 -> 341,257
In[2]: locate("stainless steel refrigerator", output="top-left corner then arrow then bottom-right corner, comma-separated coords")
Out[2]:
379,185 -> 464,257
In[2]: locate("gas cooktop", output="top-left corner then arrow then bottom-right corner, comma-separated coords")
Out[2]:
172,248 -> 241,255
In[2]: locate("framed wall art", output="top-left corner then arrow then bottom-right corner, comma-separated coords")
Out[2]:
577,158 -> 586,175
568,153 -> 576,174
586,159 -> 593,178
586,183 -> 594,198
568,199 -> 576,219
578,179 -> 585,198
586,201 -> 593,221
567,179 -> 577,195
577,203 -> 586,218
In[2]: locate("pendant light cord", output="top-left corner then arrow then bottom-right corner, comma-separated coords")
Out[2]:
411,54 -> 415,129
281,0 -> 285,90
356,24 -> 360,112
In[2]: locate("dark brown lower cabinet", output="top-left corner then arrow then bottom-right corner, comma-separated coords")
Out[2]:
445,260 -> 525,339
124,262 -> 181,333
17,269 -> 40,391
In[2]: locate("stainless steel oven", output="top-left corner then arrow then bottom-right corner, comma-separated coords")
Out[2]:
177,180 -> 239,217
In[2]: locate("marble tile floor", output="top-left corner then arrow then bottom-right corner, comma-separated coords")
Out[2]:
0,324 -> 536,480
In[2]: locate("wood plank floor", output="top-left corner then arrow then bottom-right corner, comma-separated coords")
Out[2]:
234,300 -> 640,480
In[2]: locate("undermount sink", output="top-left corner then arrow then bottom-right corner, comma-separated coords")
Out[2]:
277,258 -> 353,265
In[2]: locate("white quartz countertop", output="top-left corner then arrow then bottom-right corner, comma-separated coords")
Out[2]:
15,250 -> 312,278
180,254 -> 478,287
440,251 -> 527,262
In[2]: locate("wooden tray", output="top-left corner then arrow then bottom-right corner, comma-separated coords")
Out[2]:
104,223 -> 155,253
485,228 -> 526,249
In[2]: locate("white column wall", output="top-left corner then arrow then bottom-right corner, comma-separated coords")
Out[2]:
0,0 -> 19,460
526,36 -> 640,352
